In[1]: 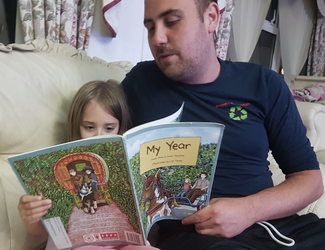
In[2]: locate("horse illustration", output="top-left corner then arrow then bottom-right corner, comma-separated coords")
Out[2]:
143,169 -> 175,225
79,175 -> 96,214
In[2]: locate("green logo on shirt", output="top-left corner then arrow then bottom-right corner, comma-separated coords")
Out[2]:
229,106 -> 248,121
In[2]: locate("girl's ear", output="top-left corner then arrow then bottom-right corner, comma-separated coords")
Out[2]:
205,1 -> 220,34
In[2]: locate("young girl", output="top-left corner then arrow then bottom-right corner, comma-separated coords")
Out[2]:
17,80 -> 159,250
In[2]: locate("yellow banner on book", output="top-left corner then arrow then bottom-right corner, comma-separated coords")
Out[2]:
140,137 -> 201,175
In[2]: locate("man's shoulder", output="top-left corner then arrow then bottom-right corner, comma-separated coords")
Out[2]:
221,59 -> 273,74
122,60 -> 161,86
219,59 -> 284,88
129,60 -> 158,74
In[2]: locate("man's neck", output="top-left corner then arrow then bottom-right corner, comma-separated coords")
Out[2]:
185,56 -> 221,85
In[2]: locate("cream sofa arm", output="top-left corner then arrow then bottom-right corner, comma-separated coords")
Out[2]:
269,154 -> 325,219
297,163 -> 325,218
317,150 -> 325,166
295,101 -> 325,153
269,101 -> 325,219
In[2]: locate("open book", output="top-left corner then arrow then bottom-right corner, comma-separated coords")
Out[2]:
8,104 -> 224,250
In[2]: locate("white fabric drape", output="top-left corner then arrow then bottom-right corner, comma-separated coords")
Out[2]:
102,0 -> 122,37
279,0 -> 316,85
228,0 -> 271,62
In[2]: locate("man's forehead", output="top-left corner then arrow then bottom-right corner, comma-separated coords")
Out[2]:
144,0 -> 195,19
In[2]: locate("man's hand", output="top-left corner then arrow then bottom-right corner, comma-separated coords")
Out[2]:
182,197 -> 255,238
182,170 -> 324,238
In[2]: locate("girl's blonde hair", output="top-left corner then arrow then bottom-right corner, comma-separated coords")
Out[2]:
67,80 -> 131,141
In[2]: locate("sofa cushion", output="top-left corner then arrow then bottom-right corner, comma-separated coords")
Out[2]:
0,39 -> 132,154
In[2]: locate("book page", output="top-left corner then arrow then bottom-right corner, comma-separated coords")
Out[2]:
124,102 -> 184,136
123,122 -> 224,238
8,136 -> 144,250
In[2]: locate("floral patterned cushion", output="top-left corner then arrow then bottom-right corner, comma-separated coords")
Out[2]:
292,83 -> 325,103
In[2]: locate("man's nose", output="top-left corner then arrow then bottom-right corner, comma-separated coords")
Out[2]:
153,25 -> 168,46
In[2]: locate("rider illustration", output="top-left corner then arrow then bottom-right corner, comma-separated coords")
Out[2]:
185,172 -> 209,203
69,168 -> 83,194
82,166 -> 99,209
176,178 -> 192,197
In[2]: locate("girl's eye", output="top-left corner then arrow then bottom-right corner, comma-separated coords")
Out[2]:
84,126 -> 94,130
105,127 -> 114,132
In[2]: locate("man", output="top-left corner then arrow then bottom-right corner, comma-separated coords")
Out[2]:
186,172 -> 210,203
122,0 -> 325,249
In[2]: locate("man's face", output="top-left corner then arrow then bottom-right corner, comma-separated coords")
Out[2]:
144,0 -> 212,83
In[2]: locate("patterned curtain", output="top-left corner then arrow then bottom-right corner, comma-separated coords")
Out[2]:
307,10 -> 325,76
215,0 -> 235,60
18,0 -> 96,51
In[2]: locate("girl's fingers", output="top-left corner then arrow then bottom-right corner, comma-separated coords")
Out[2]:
18,196 -> 52,224
20,205 -> 51,224
19,197 -> 52,210
23,209 -> 50,224
19,195 -> 42,203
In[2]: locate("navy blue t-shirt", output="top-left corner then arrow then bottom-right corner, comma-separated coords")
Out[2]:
122,59 -> 319,199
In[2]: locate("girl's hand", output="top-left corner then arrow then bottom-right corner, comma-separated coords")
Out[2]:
18,195 -> 52,224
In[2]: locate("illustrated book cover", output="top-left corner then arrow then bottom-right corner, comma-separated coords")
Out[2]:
8,105 -> 225,250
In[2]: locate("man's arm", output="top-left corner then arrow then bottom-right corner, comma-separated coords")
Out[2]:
182,169 -> 323,238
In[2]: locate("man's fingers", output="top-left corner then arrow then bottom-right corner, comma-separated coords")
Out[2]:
182,206 -> 211,225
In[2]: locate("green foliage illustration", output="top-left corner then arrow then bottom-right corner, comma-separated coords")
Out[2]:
129,143 -> 218,230
13,141 -> 140,233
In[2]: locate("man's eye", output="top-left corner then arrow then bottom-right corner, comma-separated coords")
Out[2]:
166,19 -> 179,27
146,25 -> 155,33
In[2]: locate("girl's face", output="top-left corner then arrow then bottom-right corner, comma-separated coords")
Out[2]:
80,101 -> 120,139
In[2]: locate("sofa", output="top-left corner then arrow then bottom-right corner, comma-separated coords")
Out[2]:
0,39 -> 132,250
0,39 -> 324,250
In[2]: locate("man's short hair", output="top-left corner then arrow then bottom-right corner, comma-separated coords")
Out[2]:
194,0 -> 218,22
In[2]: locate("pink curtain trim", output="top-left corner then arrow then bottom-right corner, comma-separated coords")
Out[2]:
102,0 -> 122,38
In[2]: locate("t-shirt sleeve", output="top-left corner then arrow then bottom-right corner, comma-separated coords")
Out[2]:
264,72 -> 319,175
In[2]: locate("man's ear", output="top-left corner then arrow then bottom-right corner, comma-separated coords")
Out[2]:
205,1 -> 220,34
